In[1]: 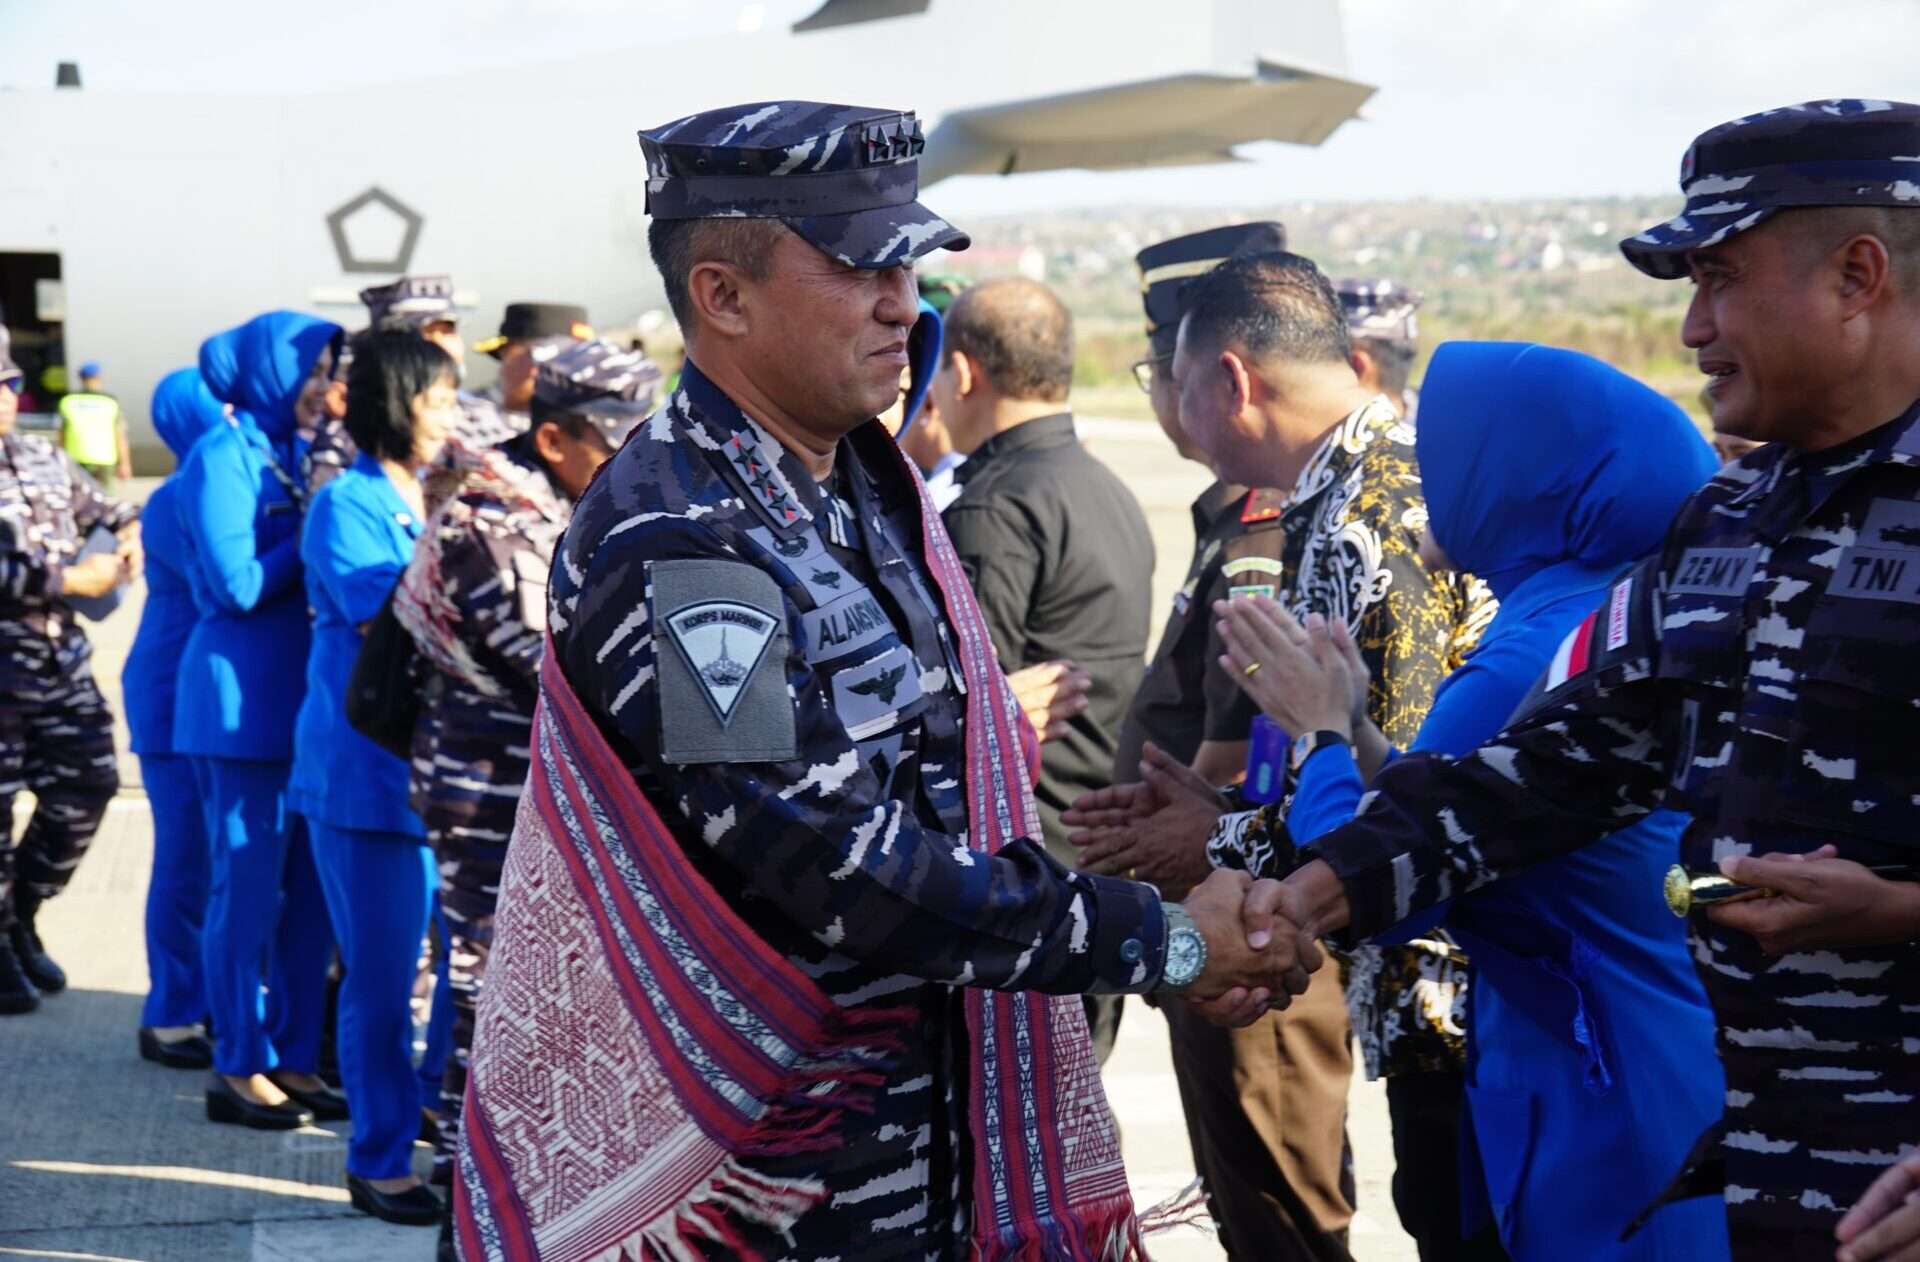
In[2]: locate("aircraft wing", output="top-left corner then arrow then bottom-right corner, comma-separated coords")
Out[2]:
791,0 -> 931,33
921,58 -> 1374,184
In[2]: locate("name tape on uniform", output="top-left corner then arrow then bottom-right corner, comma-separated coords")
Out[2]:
1670,547 -> 1759,597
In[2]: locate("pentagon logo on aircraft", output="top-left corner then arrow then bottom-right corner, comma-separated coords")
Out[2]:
325,186 -> 424,275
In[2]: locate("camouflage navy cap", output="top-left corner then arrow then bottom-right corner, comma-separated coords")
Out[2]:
1623,99 -> 1920,279
532,338 -> 663,448
360,274 -> 458,332
1337,277 -> 1423,344
636,101 -> 969,269
0,326 -> 19,386
1135,222 -> 1289,359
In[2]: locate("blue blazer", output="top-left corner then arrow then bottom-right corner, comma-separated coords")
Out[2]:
289,454 -> 425,837
124,367 -> 227,758
123,480 -> 198,756
171,314 -> 338,762
170,414 -> 310,760
1292,569 -> 1728,1260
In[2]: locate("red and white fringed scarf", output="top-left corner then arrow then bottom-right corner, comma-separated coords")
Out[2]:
453,444 -> 1145,1261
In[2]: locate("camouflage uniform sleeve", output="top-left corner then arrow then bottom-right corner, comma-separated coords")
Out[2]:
559,518 -> 1166,996
444,524 -> 544,688
1308,631 -> 1676,940
65,453 -> 139,534
0,517 -> 57,602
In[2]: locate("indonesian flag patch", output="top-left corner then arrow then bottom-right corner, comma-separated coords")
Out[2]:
1546,611 -> 1599,690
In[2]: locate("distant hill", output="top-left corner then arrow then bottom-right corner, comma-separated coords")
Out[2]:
935,197 -> 1701,423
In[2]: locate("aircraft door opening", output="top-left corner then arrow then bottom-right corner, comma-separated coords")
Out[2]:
0,253 -> 67,433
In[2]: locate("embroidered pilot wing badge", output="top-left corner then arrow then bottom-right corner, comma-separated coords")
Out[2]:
665,601 -> 780,725
846,660 -> 908,705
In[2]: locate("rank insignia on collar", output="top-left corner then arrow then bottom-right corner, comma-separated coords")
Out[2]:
1241,488 -> 1285,523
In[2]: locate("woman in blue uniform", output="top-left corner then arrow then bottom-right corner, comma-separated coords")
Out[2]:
292,331 -> 455,1226
175,312 -> 343,1130
1220,343 -> 1728,1260
124,368 -> 225,1068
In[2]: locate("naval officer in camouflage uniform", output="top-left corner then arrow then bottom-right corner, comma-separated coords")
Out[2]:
1335,278 -> 1423,420
1253,101 -> 1920,1259
539,100 -> 1307,1257
0,324 -> 141,1013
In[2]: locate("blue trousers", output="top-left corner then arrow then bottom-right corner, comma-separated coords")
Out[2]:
309,820 -> 437,1180
196,757 -> 333,1077
138,754 -> 208,1029
418,901 -> 454,1116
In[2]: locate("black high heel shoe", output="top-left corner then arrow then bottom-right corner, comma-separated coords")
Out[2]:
346,1173 -> 441,1226
204,1074 -> 314,1130
268,1072 -> 350,1121
139,1028 -> 213,1070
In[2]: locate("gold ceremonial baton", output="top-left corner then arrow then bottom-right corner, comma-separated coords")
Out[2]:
1663,865 -> 1773,917
1664,861 -> 1917,917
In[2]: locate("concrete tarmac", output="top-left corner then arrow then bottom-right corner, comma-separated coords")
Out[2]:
0,429 -> 1420,1261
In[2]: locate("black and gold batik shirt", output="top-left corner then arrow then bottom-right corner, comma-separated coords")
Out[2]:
1206,396 -> 1495,1079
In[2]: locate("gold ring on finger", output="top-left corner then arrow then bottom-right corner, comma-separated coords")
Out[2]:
1243,661 -> 1262,677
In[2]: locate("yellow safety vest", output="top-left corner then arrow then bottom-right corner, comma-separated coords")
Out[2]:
59,392 -> 121,467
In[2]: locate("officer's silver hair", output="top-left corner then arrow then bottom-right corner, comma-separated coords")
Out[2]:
648,218 -> 789,329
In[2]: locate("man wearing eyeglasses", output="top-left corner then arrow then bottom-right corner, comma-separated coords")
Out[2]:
1084,223 -> 1359,1262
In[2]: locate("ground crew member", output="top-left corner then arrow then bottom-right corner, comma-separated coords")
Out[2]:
58,361 -> 133,489
1257,100 -> 1920,1260
1104,223 -> 1360,1261
0,326 -> 141,1014
1335,278 -> 1424,419
392,337 -> 660,1260
456,100 -> 1314,1261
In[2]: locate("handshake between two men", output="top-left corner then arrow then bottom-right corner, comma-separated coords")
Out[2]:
1161,867 -> 1326,1027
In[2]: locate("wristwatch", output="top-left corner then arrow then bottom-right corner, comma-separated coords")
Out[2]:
1289,728 -> 1352,776
1155,903 -> 1209,994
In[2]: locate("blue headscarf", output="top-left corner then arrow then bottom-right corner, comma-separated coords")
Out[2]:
1417,342 -> 1718,603
200,311 -> 340,444
896,298 -> 944,440
150,368 -> 226,460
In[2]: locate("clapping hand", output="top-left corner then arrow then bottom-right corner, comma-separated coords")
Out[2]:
1005,660 -> 1091,744
1215,597 -> 1363,740
1064,742 -> 1224,900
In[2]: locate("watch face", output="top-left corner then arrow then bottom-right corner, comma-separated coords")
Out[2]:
1167,928 -> 1205,986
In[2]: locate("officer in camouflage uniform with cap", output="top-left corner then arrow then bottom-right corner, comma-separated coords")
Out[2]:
467,100 -> 1309,1258
393,337 -> 660,1258
1090,223 -> 1358,1262
1252,100 -> 1920,1260
0,324 -> 141,1013
1336,278 -> 1423,420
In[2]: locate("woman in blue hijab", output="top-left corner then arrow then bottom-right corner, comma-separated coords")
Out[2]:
1218,343 -> 1728,1259
174,311 -> 344,1130
123,369 -> 227,1068
292,330 -> 456,1226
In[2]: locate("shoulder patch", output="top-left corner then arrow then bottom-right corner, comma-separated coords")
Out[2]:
650,559 -> 797,765
1241,488 -> 1285,523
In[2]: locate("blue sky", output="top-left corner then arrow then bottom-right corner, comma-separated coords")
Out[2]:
4,0 -> 1917,213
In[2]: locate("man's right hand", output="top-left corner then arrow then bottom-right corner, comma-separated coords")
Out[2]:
1178,867 -> 1321,1007
61,551 -> 126,599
